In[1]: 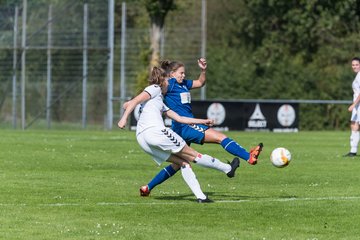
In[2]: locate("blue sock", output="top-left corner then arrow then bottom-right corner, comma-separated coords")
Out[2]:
148,165 -> 178,190
221,137 -> 250,161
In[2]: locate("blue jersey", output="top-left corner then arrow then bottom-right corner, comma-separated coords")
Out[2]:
164,78 -> 209,144
165,78 -> 193,116
164,78 -> 193,128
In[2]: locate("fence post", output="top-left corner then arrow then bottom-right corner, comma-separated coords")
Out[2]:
21,0 -> 27,130
120,2 -> 126,117
107,0 -> 114,130
12,6 -> 18,129
82,3 -> 88,128
46,5 -> 52,129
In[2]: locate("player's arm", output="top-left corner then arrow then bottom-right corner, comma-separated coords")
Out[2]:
191,58 -> 207,89
165,109 -> 214,126
118,91 -> 150,129
349,93 -> 360,112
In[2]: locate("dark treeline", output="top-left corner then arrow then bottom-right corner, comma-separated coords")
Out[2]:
190,0 -> 360,130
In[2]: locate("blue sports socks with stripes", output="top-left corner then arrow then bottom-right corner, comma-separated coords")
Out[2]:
221,137 -> 250,161
147,165 -> 178,190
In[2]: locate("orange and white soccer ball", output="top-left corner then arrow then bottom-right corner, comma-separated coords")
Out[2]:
270,147 -> 291,168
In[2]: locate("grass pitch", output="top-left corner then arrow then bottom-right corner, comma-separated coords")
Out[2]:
0,129 -> 359,239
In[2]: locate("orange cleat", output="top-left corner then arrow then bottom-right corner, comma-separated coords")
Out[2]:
248,143 -> 264,165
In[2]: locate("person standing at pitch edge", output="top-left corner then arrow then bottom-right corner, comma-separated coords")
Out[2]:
345,57 -> 360,157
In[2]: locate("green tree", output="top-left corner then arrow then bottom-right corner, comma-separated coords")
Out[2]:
133,0 -> 176,93
206,0 -> 360,129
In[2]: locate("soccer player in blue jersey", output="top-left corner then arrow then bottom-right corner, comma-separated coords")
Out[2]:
139,58 -> 263,197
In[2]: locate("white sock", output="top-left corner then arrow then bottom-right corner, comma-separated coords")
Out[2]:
350,131 -> 359,153
181,164 -> 207,200
194,153 -> 231,174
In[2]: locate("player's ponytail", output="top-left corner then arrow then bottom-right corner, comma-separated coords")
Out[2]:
149,67 -> 166,87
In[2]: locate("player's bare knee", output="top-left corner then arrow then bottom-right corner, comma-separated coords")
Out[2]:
205,129 -> 226,143
171,163 -> 181,171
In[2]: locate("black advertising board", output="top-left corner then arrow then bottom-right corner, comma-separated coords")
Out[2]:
190,101 -> 299,132
130,100 -> 299,132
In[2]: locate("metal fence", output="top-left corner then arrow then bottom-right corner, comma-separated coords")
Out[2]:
0,0 -> 205,130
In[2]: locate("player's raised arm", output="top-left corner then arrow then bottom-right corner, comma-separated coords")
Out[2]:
117,92 -> 150,129
191,58 -> 207,89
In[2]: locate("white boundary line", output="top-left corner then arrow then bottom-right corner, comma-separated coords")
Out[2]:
1,196 -> 360,207
217,196 -> 360,203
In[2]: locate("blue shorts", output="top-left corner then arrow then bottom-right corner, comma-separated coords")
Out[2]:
173,124 -> 210,145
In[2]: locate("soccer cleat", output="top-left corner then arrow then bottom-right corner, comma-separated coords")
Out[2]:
197,197 -> 214,203
140,185 -> 150,197
344,152 -> 357,157
226,157 -> 240,178
248,143 -> 264,165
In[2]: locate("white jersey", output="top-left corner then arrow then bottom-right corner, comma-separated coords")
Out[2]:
351,72 -> 360,122
136,84 -> 169,135
135,84 -> 186,165
353,72 -> 360,101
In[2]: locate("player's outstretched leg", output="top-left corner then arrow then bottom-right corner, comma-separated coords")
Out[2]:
220,138 -> 250,162
220,138 -> 263,165
194,153 -> 240,178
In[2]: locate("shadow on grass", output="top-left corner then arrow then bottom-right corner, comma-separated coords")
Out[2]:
152,193 -> 199,202
153,192 -> 299,203
152,192 -> 265,202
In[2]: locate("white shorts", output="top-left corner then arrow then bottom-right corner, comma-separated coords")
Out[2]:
136,127 -> 186,165
351,105 -> 360,123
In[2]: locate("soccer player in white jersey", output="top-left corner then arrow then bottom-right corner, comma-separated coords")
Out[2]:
118,67 -> 240,203
345,57 -> 360,157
